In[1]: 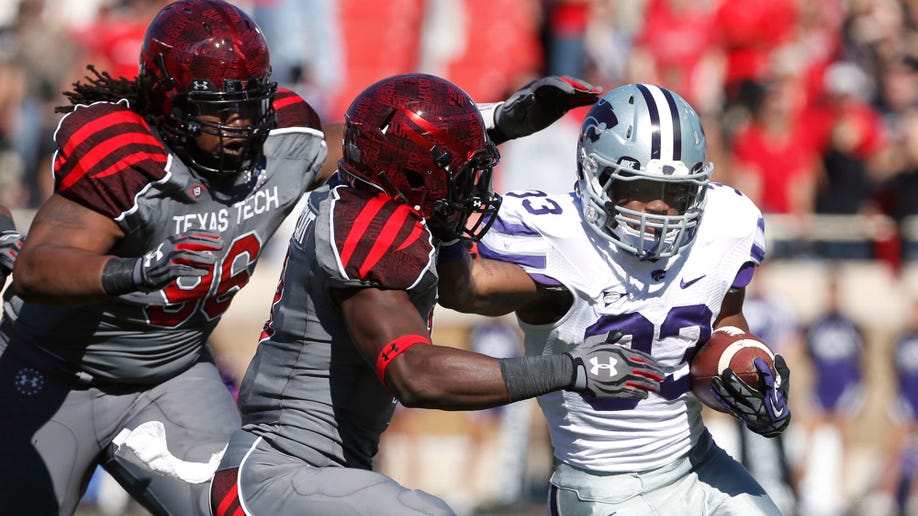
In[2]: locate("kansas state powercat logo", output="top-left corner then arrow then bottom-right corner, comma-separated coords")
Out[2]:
14,367 -> 44,396
582,98 -> 618,144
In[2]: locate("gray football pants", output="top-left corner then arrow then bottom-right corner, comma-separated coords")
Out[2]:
212,431 -> 456,515
0,340 -> 238,516
547,431 -> 782,515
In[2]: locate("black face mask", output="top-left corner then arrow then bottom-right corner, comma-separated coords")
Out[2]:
428,144 -> 502,242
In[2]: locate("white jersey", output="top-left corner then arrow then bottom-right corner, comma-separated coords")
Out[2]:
477,183 -> 766,473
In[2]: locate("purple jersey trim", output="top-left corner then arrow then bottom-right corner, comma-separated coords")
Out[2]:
490,216 -> 541,238
477,241 -> 546,269
477,242 -> 562,288
751,217 -> 766,262
732,262 -> 756,289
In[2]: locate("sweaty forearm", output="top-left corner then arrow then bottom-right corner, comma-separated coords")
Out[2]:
14,245 -> 120,305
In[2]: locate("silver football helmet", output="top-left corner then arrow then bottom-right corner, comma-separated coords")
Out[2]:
576,83 -> 713,260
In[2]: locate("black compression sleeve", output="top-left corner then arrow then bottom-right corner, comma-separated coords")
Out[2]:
499,354 -> 575,403
0,213 -> 15,233
101,257 -> 138,295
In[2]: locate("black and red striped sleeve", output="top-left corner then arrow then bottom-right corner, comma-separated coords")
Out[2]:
329,188 -> 434,290
273,88 -> 322,131
52,101 -> 170,219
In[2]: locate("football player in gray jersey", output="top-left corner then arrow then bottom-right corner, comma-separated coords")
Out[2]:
209,74 -> 665,516
0,1 -> 332,514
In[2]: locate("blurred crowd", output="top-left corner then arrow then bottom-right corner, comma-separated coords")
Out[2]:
2,0 -> 918,266
2,0 -> 917,515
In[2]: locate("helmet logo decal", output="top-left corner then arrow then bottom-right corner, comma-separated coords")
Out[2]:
582,98 -> 618,144
191,80 -> 211,91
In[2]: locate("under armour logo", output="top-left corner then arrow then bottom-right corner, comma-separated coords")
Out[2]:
589,355 -> 619,377
14,367 -> 45,396
381,344 -> 400,361
144,244 -> 166,267
191,80 -> 210,91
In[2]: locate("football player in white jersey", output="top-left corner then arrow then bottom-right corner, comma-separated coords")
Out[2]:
439,83 -> 792,515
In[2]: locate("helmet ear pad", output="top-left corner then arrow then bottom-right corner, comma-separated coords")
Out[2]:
139,0 -> 277,178
339,73 -> 502,242
576,84 -> 712,260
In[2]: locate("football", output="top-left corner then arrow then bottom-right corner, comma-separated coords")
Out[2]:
690,326 -> 775,412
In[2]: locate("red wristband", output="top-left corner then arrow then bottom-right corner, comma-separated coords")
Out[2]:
376,335 -> 432,387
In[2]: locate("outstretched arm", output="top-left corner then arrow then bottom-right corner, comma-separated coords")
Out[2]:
340,284 -> 662,410
484,76 -> 601,145
436,241 -> 544,317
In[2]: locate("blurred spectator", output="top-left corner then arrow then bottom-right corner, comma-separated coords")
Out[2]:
72,0 -> 168,81
729,74 -> 819,217
867,106 -> 918,263
582,0 -> 645,88
250,0 -> 343,120
713,0 -> 799,106
873,55 -> 918,146
543,0 -> 589,79
798,273 -> 866,516
628,0 -> 724,112
857,297 -> 918,516
0,0 -> 78,207
809,61 -> 886,216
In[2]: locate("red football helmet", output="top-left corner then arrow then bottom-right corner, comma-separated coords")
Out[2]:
339,74 -> 502,241
139,0 -> 277,178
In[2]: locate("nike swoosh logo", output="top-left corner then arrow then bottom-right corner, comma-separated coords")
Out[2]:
768,390 -> 785,418
680,275 -> 705,289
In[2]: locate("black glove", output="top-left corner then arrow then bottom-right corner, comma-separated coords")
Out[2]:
101,230 -> 224,295
711,355 -> 791,438
489,76 -> 602,145
566,331 -> 665,399
0,230 -> 23,283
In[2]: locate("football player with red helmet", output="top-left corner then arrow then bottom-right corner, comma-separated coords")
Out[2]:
1,1 -> 328,514
207,73 -> 661,515
0,1 -> 602,514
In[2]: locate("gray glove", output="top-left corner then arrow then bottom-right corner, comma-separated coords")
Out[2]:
134,231 -> 224,291
0,231 -> 23,283
102,230 -> 224,295
566,331 -> 665,399
490,76 -> 602,145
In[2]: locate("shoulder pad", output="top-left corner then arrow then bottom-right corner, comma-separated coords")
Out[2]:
330,188 -> 434,290
273,88 -> 322,131
52,101 -> 169,219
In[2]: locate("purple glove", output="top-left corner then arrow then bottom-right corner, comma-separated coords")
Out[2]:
711,355 -> 791,438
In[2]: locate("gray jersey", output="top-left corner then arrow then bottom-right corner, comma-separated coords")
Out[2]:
233,183 -> 439,470
1,89 -> 326,384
